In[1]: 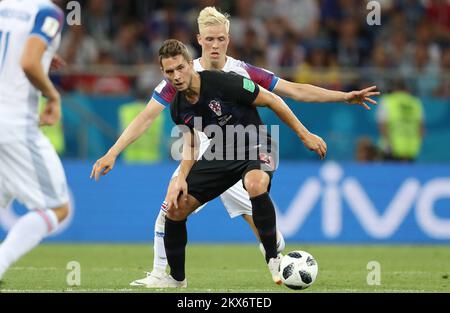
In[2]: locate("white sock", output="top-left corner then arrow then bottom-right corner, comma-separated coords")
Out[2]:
276,229 -> 286,253
0,209 -> 58,280
152,207 -> 168,274
259,229 -> 286,256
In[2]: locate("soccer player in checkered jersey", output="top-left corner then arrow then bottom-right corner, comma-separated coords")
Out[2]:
91,7 -> 379,288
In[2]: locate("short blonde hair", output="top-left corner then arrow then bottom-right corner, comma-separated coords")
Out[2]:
197,6 -> 230,34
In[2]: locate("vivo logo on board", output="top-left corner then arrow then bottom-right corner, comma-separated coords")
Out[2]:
277,162 -> 450,240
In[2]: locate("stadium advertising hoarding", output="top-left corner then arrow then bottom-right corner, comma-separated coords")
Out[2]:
0,161 -> 449,243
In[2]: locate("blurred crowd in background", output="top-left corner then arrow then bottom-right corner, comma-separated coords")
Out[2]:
38,0 -> 450,162
52,0 -> 450,98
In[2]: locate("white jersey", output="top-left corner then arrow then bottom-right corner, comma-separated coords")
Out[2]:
152,56 -> 280,156
0,0 -> 63,143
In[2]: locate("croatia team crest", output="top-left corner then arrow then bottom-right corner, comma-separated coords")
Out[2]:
209,100 -> 222,116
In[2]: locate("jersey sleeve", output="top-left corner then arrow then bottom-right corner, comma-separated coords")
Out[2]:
30,5 -> 64,45
151,80 -> 177,107
242,62 -> 279,92
222,72 -> 260,106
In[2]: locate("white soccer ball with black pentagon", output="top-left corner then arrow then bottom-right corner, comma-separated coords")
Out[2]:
279,250 -> 318,290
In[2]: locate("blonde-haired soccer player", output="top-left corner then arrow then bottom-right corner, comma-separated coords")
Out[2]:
92,6 -> 379,288
0,0 -> 69,281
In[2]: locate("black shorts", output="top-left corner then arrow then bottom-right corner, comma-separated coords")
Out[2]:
186,158 -> 274,205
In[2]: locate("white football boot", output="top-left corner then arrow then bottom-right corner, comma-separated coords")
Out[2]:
129,270 -> 169,287
150,275 -> 187,288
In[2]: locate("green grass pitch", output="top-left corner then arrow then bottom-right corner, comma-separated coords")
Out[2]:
0,244 -> 449,293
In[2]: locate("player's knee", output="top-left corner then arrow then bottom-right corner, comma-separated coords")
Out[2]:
166,202 -> 189,221
244,179 -> 269,197
166,210 -> 187,221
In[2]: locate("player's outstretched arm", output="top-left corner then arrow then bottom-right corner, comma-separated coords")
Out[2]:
273,79 -> 380,110
21,37 -> 61,126
253,87 -> 327,159
90,99 -> 165,181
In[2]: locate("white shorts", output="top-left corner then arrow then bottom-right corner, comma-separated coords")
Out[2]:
172,165 -> 252,218
0,133 -> 69,210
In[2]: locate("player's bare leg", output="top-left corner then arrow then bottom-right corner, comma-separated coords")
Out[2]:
0,203 -> 69,281
241,214 -> 260,239
244,169 -> 282,285
241,214 -> 285,256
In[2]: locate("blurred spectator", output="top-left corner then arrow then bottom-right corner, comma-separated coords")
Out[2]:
45,0 -> 449,162
385,30 -> 409,68
321,0 -> 364,36
267,32 -> 305,78
410,21 -> 442,67
401,0 -> 426,28
251,0 -> 276,21
402,44 -> 439,97
136,57 -> 165,99
59,25 -> 99,67
361,46 -> 392,93
90,51 -> 132,94
236,27 -> 267,68
336,0 -> 365,19
375,10 -> 408,43
111,23 -> 148,65
320,0 -> 341,37
355,136 -> 380,162
63,51 -> 131,95
294,41 -> 341,90
50,0 -> 448,100
425,0 -> 450,45
434,47 -> 450,98
145,1 -> 191,57
376,79 -> 425,162
229,0 -> 267,48
273,0 -> 320,42
335,18 -> 368,67
83,0 -> 114,51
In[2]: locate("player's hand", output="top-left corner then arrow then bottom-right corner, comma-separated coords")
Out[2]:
344,86 -> 380,110
302,132 -> 327,160
50,54 -> 67,71
39,92 -> 61,126
166,176 -> 188,210
90,152 -> 117,181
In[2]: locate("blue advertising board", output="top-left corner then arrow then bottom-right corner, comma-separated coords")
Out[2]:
0,161 -> 449,243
